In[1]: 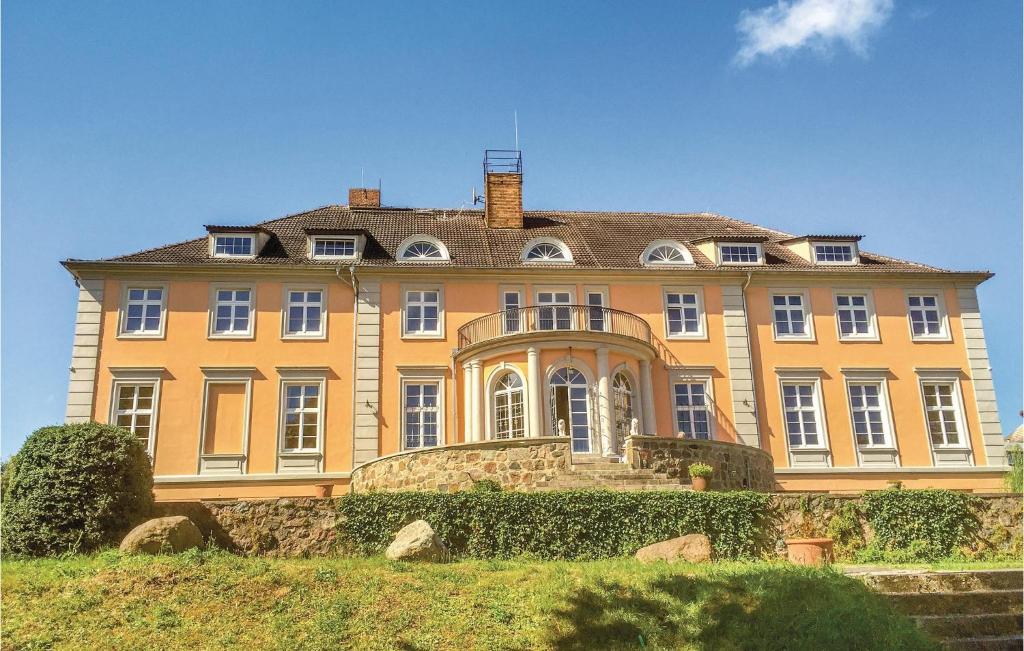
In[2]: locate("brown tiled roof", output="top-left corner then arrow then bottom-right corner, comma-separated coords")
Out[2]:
75,205 -> 978,275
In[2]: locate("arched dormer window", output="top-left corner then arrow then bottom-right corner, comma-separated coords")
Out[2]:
397,235 -> 450,262
522,238 -> 573,264
641,240 -> 693,267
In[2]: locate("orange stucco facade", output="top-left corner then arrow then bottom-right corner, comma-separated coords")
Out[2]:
65,263 -> 1007,502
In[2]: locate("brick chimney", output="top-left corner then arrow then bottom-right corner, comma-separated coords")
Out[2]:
348,188 -> 381,208
484,150 -> 523,228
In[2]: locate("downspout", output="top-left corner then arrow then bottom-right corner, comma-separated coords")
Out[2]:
337,263 -> 360,471
741,271 -> 763,448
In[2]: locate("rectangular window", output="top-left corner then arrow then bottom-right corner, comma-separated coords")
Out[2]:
673,383 -> 710,439
586,291 -> 606,332
502,290 -> 521,334
922,382 -> 963,447
122,287 -> 165,335
771,293 -> 809,339
908,294 -> 945,339
536,290 -> 572,331
835,293 -> 873,339
814,243 -> 855,264
404,382 -> 439,449
284,289 -> 324,336
211,288 -> 253,336
720,244 -> 761,264
213,235 -> 254,257
281,383 -> 321,451
782,383 -> 821,447
404,289 -> 441,336
312,238 -> 356,259
848,383 -> 889,447
113,383 -> 156,452
665,291 -> 701,337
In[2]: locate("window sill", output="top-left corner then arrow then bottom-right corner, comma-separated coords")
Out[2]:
772,336 -> 816,343
910,335 -> 953,343
838,336 -> 881,343
281,333 -> 327,341
209,333 -> 256,340
665,334 -> 709,342
116,332 -> 166,340
401,334 -> 446,341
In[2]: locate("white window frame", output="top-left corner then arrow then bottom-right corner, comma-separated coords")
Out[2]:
399,367 -> 447,450
521,237 -> 573,264
844,379 -> 895,450
769,288 -> 814,342
486,364 -> 528,440
108,368 -> 164,459
397,235 -> 450,263
401,284 -> 445,339
197,366 -> 256,475
499,285 -> 524,334
662,286 -> 707,340
209,233 -> 257,259
611,363 -> 642,444
812,241 -> 859,265
832,289 -> 879,342
118,282 -> 168,339
308,236 -> 358,260
533,285 -> 577,331
640,240 -> 694,267
667,368 -> 715,440
717,242 -> 764,265
281,285 -> 327,340
583,285 -> 609,332
905,290 -> 951,342
917,376 -> 971,451
208,283 -> 256,339
275,367 -> 328,473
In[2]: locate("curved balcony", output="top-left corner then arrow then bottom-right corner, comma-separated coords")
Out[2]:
456,305 -> 655,357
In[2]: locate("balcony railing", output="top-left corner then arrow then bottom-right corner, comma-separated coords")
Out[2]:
457,305 -> 654,351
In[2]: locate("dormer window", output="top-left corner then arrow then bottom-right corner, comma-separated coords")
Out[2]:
213,235 -> 255,257
311,237 -> 357,260
522,238 -> 573,264
814,242 -> 857,265
719,243 -> 763,265
641,240 -> 693,266
397,235 -> 450,262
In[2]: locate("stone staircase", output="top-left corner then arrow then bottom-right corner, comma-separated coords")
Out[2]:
536,454 -> 693,491
850,568 -> 1023,650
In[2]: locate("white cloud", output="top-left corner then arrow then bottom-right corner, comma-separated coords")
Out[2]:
735,0 -> 893,66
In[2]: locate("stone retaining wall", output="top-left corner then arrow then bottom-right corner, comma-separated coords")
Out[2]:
350,437 -> 573,492
624,435 -> 776,492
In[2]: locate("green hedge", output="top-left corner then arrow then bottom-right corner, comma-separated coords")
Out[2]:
337,489 -> 774,559
1,423 -> 154,556
860,488 -> 980,561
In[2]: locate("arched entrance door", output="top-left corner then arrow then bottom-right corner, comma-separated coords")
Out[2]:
550,367 -> 591,453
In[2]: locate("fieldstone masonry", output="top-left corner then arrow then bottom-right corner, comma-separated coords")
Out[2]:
623,435 -> 776,492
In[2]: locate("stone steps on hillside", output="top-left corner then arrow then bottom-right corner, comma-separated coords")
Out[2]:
885,590 -> 1023,617
915,613 -> 1023,640
859,569 -> 1023,593
941,635 -> 1024,651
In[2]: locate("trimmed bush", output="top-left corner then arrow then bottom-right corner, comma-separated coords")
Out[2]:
860,488 -> 979,561
1006,445 -> 1023,493
337,490 -> 773,559
1,422 -> 154,556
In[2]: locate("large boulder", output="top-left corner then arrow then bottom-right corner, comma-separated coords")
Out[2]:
119,516 -> 204,554
385,520 -> 447,562
635,533 -> 713,563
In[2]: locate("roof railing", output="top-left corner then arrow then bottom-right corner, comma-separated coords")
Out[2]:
484,149 -> 522,175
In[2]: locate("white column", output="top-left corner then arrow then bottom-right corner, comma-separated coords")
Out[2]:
527,347 -> 542,437
470,360 -> 484,442
640,358 -> 657,435
597,347 -> 613,456
462,362 -> 473,442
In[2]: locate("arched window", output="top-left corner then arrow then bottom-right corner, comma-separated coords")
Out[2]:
641,240 -> 693,266
612,372 -> 635,449
522,238 -> 573,264
492,372 -> 525,439
397,236 -> 450,262
549,367 -> 590,452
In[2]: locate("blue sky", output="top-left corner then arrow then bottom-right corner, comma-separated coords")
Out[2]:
2,0 -> 1020,457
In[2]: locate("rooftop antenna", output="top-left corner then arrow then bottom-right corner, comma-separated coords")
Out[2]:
360,167 -> 364,187
514,110 -> 519,151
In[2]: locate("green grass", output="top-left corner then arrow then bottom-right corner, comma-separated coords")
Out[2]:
2,551 -> 939,651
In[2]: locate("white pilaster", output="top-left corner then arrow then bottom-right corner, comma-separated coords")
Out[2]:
527,347 -> 542,437
640,359 -> 657,435
470,360 -> 483,442
65,277 -> 104,423
597,347 -> 612,455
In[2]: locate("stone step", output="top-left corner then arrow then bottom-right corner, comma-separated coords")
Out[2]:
887,590 -> 1024,617
941,635 -> 1024,651
863,570 -> 1023,594
915,613 -> 1023,640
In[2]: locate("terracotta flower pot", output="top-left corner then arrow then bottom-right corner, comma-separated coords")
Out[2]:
315,483 -> 333,498
785,538 -> 834,566
691,476 -> 709,492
